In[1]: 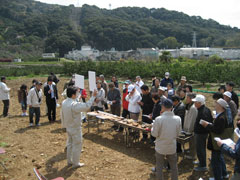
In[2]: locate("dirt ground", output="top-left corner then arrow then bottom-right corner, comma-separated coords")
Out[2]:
0,77 -> 236,180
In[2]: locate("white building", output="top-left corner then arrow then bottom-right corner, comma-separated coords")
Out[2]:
42,53 -> 55,58
65,45 -> 100,60
164,48 -> 240,60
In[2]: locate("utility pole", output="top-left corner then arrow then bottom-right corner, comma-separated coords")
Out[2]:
192,32 -> 197,48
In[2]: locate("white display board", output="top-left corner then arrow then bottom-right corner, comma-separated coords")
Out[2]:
88,71 -> 96,91
75,74 -> 84,89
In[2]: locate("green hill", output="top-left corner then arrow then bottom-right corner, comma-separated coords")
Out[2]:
0,0 -> 240,59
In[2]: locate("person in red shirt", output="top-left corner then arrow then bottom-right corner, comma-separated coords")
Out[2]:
80,88 -> 87,102
122,80 -> 131,118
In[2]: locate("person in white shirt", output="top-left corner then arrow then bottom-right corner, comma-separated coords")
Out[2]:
135,76 -> 144,94
151,99 -> 182,180
0,76 -> 11,117
61,86 -> 97,168
27,81 -> 43,126
125,84 -> 142,121
92,81 -> 105,112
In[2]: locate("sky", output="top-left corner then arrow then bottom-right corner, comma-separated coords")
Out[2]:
36,0 -> 240,28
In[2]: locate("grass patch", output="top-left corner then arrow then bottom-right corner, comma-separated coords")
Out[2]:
0,142 -> 8,147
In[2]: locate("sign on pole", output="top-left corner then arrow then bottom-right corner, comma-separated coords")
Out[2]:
75,74 -> 84,89
88,71 -> 96,91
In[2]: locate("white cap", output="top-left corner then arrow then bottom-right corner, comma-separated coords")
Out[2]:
158,86 -> 166,91
217,98 -> 228,109
181,76 -> 187,81
192,94 -> 205,104
165,72 -> 170,76
223,91 -> 232,99
128,84 -> 135,93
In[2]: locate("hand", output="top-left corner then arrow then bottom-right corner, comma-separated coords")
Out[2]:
48,89 -> 52,93
138,102 -> 144,106
112,100 -> 116,104
230,144 -> 236,150
92,89 -> 98,97
149,114 -> 152,120
201,121 -> 209,128
217,140 -> 223,147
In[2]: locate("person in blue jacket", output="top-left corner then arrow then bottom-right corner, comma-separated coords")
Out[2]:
160,72 -> 174,88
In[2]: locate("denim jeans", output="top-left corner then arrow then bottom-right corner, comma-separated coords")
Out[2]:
211,151 -> 227,180
20,100 -> 27,111
195,133 -> 208,167
29,107 -> 40,125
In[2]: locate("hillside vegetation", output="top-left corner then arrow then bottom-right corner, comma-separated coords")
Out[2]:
0,0 -> 240,59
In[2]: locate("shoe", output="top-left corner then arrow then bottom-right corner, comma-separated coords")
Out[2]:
185,155 -> 195,160
36,123 -> 41,126
24,113 -> 28,116
67,162 -> 73,167
21,113 -> 25,117
151,167 -> 156,172
111,125 -> 118,130
82,118 -> 87,123
29,123 -> 34,127
193,160 -> 199,165
194,166 -> 208,172
223,174 -> 229,178
72,163 -> 84,168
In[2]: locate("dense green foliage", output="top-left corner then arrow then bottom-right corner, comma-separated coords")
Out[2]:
62,60 -> 240,85
0,0 -> 240,59
0,64 -> 64,77
1,59 -> 240,86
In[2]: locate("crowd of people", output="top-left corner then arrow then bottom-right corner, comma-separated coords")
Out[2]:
1,72 -> 240,180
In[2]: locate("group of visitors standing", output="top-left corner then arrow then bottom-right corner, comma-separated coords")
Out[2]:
0,73 -> 59,127
1,72 -> 240,180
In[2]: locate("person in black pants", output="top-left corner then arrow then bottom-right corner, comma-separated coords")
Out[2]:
139,85 -> 154,141
172,95 -> 186,153
44,76 -> 58,123
226,82 -> 239,109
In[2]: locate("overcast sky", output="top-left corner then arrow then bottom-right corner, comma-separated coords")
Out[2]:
36,0 -> 240,28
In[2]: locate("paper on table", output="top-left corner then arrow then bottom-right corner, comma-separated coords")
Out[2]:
214,137 -> 236,146
75,74 -> 84,89
234,128 -> 240,138
88,71 -> 96,91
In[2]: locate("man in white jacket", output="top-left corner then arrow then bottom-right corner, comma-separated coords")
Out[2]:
0,76 -> 11,117
135,76 -> 144,94
125,84 -> 142,121
151,99 -> 182,180
61,86 -> 97,168
27,81 -> 43,126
